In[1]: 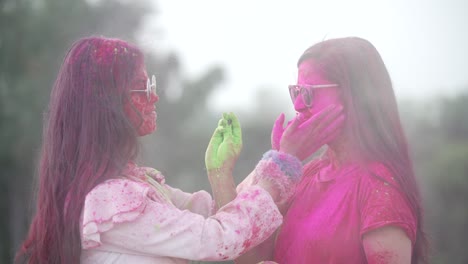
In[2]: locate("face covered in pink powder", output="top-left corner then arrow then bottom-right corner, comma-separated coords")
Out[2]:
124,64 -> 159,136
293,60 -> 343,121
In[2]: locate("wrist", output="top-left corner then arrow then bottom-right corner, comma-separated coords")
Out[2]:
277,147 -> 297,160
207,166 -> 232,176
207,168 -> 234,188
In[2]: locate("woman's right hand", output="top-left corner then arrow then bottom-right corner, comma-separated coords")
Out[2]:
278,105 -> 345,161
205,112 -> 242,209
205,112 -> 243,174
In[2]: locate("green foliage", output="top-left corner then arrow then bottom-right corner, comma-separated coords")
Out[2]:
425,142 -> 468,264
401,91 -> 468,263
440,94 -> 468,140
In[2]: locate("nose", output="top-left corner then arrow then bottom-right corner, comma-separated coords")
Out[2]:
293,96 -> 308,113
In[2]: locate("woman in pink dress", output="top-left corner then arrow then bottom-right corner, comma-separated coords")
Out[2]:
238,37 -> 429,264
15,36 -> 343,264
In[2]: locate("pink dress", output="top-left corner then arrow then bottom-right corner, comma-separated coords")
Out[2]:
80,150 -> 302,264
274,159 -> 417,264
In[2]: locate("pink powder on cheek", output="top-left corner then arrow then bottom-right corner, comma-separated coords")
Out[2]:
295,60 -> 343,115
123,94 -> 157,136
310,89 -> 343,114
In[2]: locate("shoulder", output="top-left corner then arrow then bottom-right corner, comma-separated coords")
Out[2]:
357,163 -> 417,244
358,162 -> 400,189
356,162 -> 406,207
83,179 -> 154,224
85,178 -> 152,206
121,163 -> 166,184
82,179 -> 155,248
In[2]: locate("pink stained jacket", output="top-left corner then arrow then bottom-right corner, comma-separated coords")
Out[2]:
274,160 -> 417,264
80,150 -> 302,264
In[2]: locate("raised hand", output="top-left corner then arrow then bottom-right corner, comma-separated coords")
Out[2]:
271,113 -> 285,150
271,113 -> 295,150
205,112 -> 242,209
279,105 -> 345,161
205,112 -> 242,172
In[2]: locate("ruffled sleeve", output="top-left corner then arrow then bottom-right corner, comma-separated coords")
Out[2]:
132,165 -> 215,217
82,178 -> 283,261
81,179 -> 154,249
358,163 -> 417,244
165,185 -> 215,217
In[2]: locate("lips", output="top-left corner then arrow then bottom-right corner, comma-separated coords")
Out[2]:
144,107 -> 156,114
149,110 -> 157,119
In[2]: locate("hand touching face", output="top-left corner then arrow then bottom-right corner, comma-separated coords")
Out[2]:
271,59 -> 346,160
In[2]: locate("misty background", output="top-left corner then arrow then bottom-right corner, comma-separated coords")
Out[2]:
1,0 -> 467,263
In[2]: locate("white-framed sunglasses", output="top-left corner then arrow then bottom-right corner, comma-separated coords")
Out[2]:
130,75 -> 157,102
288,84 -> 338,107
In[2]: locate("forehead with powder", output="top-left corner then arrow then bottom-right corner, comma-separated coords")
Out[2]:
297,60 -> 331,85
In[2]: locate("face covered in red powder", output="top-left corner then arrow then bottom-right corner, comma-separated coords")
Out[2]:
124,64 -> 159,136
292,60 -> 343,121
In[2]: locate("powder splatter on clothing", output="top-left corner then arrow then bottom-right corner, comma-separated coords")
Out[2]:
81,151 -> 302,263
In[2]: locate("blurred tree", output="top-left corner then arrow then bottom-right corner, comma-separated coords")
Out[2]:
426,142 -> 468,264
425,93 -> 468,264
400,91 -> 468,264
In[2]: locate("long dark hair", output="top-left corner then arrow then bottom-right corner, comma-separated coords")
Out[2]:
16,36 -> 144,263
299,37 -> 429,263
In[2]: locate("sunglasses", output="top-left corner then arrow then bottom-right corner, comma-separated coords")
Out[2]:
130,75 -> 157,102
288,84 -> 338,107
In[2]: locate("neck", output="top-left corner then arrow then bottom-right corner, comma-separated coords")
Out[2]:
326,133 -> 362,169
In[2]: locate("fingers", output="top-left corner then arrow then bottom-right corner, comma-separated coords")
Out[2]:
313,105 -> 344,134
209,125 -> 224,151
320,114 -> 346,142
217,118 -> 227,130
228,112 -> 242,145
298,105 -> 343,132
283,114 -> 302,135
221,112 -> 233,139
274,113 -> 285,129
209,115 -> 228,148
318,109 -> 345,132
271,113 -> 286,150
214,112 -> 243,148
297,105 -> 335,129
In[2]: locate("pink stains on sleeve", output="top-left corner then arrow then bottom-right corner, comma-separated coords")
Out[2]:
81,178 -> 152,248
366,250 -> 396,264
251,189 -> 261,198
242,239 -> 252,251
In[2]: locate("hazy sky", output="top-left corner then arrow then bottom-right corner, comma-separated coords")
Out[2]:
141,0 -> 468,111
